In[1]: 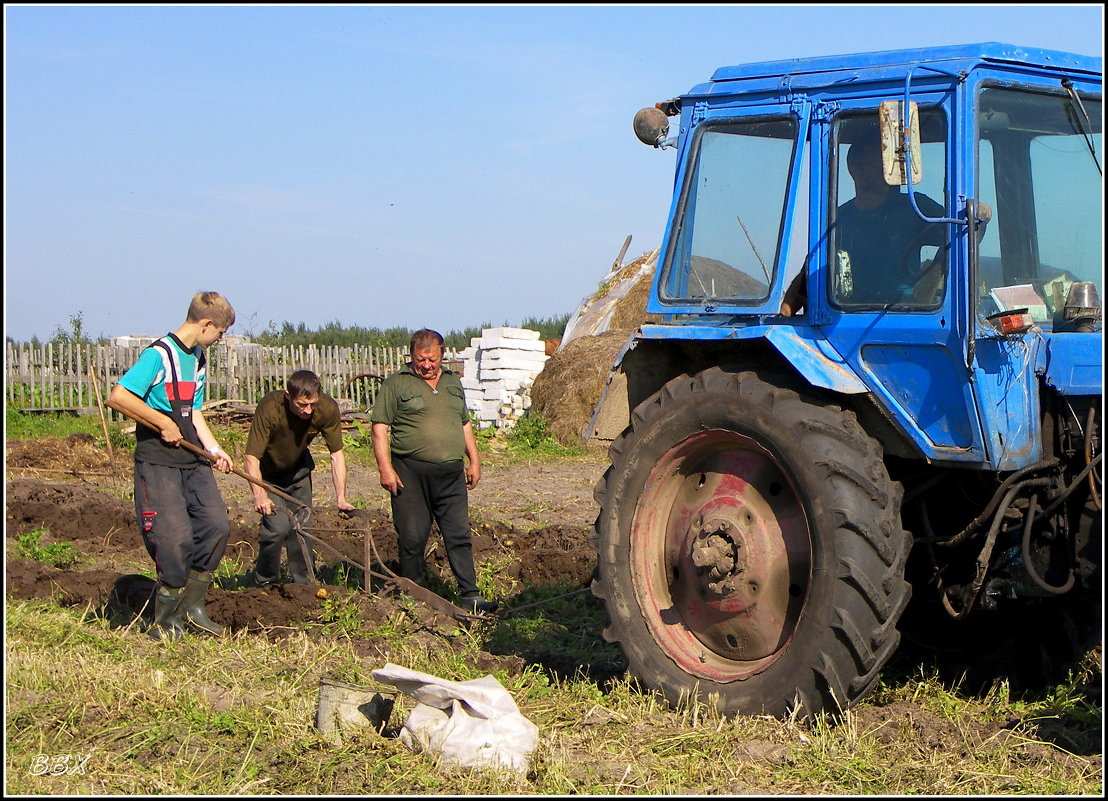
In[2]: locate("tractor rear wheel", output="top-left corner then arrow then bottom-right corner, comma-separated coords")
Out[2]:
592,368 -> 912,719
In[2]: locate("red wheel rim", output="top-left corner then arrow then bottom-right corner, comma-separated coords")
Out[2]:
629,429 -> 811,681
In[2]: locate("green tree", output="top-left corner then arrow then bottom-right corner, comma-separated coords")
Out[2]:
247,314 -> 570,350
49,312 -> 100,345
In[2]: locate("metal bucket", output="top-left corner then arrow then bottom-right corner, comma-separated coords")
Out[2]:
315,678 -> 393,743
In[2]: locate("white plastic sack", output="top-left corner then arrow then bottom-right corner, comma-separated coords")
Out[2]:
371,663 -> 539,774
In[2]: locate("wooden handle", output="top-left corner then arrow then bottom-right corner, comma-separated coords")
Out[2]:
113,409 -> 308,510
173,438 -> 307,509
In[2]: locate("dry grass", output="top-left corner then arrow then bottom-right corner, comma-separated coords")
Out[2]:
5,597 -> 1101,796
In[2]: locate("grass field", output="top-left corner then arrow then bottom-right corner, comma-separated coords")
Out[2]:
4,411 -> 1103,795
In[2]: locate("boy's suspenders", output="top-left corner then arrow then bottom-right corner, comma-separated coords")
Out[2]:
149,338 -> 204,449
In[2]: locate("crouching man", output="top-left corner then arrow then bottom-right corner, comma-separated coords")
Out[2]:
244,370 -> 355,586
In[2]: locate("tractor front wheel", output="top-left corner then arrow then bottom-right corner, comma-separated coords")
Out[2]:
592,368 -> 912,719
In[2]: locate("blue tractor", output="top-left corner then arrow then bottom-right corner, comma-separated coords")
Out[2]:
588,43 -> 1102,719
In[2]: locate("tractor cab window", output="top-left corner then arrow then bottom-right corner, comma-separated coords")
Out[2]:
829,110 -> 949,310
660,117 -> 799,305
976,87 -> 1102,326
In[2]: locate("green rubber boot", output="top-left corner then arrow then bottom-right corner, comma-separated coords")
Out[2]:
179,570 -> 224,636
149,585 -> 186,641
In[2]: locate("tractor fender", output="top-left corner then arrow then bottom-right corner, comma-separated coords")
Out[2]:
761,326 -> 869,394
587,324 -> 868,442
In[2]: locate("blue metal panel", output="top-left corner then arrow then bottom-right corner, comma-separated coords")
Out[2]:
638,323 -> 868,394
967,331 -> 1104,469
702,43 -> 1101,88
861,344 -> 979,448
971,334 -> 1044,468
1043,332 -> 1104,396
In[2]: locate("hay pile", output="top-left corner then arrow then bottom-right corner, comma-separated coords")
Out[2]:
530,330 -> 630,447
530,246 -> 660,446
561,250 -> 660,344
608,262 -> 660,331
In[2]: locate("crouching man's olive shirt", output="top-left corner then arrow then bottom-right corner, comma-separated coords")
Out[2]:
370,365 -> 470,463
246,390 -> 344,481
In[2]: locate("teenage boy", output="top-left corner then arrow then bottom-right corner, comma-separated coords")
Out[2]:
108,291 -> 236,640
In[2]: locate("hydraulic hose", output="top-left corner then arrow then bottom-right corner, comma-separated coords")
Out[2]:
940,477 -> 1052,619
1032,451 -> 1102,522
922,459 -> 1057,547
1086,405 -> 1101,512
1020,491 -> 1076,594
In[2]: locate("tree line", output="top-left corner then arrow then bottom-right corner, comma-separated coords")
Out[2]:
11,312 -> 572,352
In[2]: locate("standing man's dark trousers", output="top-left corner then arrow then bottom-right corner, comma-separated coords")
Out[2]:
390,456 -> 479,597
254,471 -> 315,585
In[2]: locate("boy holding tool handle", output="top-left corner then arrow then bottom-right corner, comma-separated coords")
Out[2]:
107,291 -> 236,641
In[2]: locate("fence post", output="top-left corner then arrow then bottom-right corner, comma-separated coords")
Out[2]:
8,341 -> 431,415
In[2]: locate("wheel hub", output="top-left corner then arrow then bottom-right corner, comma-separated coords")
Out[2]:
690,517 -> 748,600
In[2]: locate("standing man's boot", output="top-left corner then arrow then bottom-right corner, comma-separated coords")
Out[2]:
179,569 -> 224,635
149,585 -> 186,641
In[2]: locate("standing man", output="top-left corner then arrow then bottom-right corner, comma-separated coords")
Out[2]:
107,291 -> 236,641
244,370 -> 355,587
371,329 -> 497,614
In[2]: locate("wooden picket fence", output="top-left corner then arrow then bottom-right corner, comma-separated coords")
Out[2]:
4,341 -> 460,420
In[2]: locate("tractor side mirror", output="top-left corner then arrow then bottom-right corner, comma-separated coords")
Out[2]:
633,107 -> 673,148
879,99 -> 923,186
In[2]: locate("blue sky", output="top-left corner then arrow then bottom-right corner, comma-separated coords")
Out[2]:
4,4 -> 1103,341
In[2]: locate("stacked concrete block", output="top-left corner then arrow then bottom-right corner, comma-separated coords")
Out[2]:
459,327 -> 549,429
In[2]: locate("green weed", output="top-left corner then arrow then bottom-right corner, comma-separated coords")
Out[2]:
516,415 -> 584,456
14,528 -> 82,569
472,424 -> 498,448
319,594 -> 364,638
342,421 -> 373,450
213,556 -> 254,589
505,414 -> 559,452
474,550 -> 520,601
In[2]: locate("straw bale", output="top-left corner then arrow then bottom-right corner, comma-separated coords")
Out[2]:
531,247 -> 660,446
609,267 -> 661,331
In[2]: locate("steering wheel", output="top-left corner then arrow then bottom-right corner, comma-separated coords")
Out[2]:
896,224 -> 950,305
899,223 -> 945,279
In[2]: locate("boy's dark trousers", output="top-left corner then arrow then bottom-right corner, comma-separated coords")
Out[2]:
134,460 -> 230,588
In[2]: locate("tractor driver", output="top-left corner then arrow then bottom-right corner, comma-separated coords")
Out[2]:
781,134 -> 989,314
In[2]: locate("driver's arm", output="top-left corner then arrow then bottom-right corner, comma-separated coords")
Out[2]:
780,271 -> 807,317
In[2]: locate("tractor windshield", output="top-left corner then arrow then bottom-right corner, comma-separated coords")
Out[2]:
976,86 -> 1103,325
659,116 -> 802,305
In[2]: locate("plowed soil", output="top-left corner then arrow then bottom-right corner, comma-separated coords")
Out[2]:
6,434 -> 607,646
